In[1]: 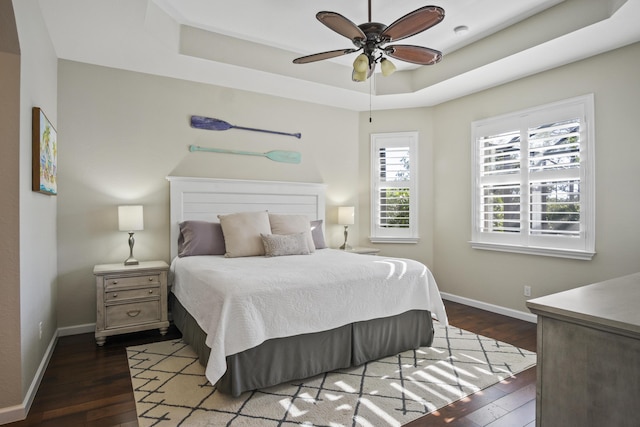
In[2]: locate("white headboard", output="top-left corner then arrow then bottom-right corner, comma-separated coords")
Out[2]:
167,177 -> 327,259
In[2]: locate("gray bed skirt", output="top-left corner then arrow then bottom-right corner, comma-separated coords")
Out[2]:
171,294 -> 435,396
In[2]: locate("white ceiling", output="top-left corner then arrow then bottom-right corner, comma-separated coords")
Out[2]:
39,0 -> 640,111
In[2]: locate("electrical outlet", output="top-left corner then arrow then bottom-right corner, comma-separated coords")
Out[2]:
524,286 -> 532,297
39,322 -> 43,339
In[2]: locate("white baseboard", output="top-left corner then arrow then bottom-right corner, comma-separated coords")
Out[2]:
57,323 -> 95,337
0,330 -> 58,425
0,404 -> 25,425
441,292 -> 538,323
0,324 -> 95,425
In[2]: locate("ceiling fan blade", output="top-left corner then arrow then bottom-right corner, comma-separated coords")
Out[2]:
384,45 -> 443,65
316,11 -> 366,41
293,48 -> 358,64
381,6 -> 445,43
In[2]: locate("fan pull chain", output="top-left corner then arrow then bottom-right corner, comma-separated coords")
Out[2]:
369,75 -> 373,123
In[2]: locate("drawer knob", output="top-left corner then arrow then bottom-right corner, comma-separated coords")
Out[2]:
149,277 -> 153,281
113,280 -> 118,284
112,293 -> 118,298
127,310 -> 141,317
149,289 -> 153,294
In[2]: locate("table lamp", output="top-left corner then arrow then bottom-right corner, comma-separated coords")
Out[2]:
338,206 -> 355,250
118,205 -> 144,265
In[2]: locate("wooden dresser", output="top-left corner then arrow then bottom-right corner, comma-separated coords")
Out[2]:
526,272 -> 640,427
94,260 -> 170,346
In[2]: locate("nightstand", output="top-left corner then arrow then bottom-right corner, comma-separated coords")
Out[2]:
93,260 -> 169,346
344,247 -> 381,255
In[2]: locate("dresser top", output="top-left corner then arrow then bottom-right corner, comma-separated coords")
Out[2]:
93,260 -> 169,275
526,272 -> 640,336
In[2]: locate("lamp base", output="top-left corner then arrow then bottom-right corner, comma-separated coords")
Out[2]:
124,257 -> 139,266
340,225 -> 351,250
124,232 -> 139,265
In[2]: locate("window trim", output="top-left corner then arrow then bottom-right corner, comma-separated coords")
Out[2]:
470,94 -> 596,260
370,131 -> 419,244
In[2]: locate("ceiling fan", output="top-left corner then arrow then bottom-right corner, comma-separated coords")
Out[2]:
293,0 -> 445,82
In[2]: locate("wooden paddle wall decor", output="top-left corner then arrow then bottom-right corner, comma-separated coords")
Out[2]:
191,116 -> 301,139
189,145 -> 301,164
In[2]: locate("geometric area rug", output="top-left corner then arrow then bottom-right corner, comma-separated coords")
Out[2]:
126,323 -> 536,427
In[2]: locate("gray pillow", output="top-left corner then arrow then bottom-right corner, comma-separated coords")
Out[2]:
178,221 -> 226,257
261,232 -> 310,257
310,219 -> 327,249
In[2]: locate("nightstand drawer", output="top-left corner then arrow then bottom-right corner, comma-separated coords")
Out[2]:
105,274 -> 160,289
105,286 -> 159,301
105,300 -> 160,329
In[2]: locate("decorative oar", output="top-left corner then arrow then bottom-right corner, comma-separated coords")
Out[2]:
189,145 -> 301,164
190,116 -> 302,139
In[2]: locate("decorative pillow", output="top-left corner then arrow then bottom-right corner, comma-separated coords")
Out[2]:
268,213 -> 315,253
218,211 -> 272,258
177,221 -> 226,257
261,232 -> 310,257
310,219 -> 327,249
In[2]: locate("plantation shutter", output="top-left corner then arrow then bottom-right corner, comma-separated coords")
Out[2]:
471,95 -> 595,259
378,146 -> 410,229
478,129 -> 522,235
371,132 -> 418,243
528,119 -> 582,238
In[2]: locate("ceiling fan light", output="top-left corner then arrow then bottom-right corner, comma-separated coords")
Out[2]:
352,70 -> 367,82
353,54 -> 369,73
380,58 -> 396,76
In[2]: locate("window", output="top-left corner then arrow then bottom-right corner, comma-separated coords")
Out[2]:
370,132 -> 418,243
471,95 -> 595,260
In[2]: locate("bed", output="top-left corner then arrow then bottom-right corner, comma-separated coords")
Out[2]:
167,177 -> 448,396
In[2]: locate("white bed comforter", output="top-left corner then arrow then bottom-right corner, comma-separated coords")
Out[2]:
170,249 -> 448,386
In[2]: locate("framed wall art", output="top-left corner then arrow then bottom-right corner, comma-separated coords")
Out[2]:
32,107 -> 57,195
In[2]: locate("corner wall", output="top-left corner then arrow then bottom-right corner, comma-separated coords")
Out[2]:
0,0 -> 22,411
0,0 -> 58,420
15,0 -> 59,402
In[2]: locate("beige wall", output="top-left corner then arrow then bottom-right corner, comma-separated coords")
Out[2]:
56,61 -> 359,327
15,0 -> 59,404
0,34 -> 22,411
0,0 -> 59,416
426,42 -> 640,312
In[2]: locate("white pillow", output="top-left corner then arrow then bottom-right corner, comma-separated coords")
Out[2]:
268,213 -> 315,253
218,211 -> 271,258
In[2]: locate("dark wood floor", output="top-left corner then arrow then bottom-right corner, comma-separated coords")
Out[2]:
8,300 -> 537,426
405,302 -> 537,427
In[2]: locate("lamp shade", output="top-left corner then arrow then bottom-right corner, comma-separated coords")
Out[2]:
352,70 -> 367,82
338,206 -> 355,225
118,205 -> 144,231
353,54 -> 369,73
380,58 -> 396,76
